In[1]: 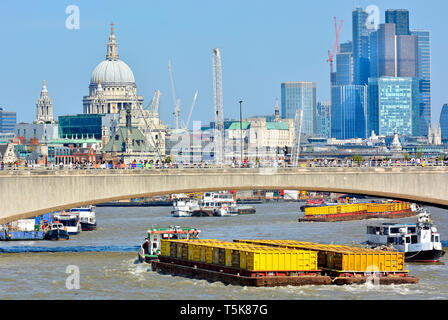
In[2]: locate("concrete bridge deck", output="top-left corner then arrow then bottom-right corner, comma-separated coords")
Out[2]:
0,167 -> 447,224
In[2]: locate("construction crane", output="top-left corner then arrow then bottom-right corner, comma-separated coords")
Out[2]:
291,108 -> 303,167
168,59 -> 180,130
212,48 -> 224,165
327,17 -> 343,85
145,90 -> 161,113
183,90 -> 198,130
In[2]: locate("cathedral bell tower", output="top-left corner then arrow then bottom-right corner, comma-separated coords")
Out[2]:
34,80 -> 56,124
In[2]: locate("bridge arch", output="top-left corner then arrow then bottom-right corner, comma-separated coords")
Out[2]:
1,167 -> 447,224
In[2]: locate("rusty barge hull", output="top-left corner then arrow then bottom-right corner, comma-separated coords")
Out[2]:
150,258 -> 419,287
151,260 -> 331,287
298,209 -> 416,222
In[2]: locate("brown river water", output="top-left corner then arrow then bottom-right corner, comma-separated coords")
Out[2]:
1,201 -> 447,300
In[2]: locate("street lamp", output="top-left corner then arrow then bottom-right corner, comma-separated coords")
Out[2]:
239,100 -> 243,166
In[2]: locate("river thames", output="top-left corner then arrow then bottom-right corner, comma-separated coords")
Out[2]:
0,201 -> 447,300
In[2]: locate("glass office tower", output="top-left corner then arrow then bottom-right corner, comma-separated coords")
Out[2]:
316,101 -> 331,138
331,85 -> 367,140
281,82 -> 316,135
412,30 -> 431,136
385,9 -> 410,35
368,77 -> 419,137
440,104 -> 448,143
352,8 -> 371,85
0,107 -> 17,134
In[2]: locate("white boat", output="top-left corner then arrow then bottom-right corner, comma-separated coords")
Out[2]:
138,226 -> 200,262
200,191 -> 238,216
70,206 -> 97,231
171,197 -> 200,217
53,212 -> 82,235
366,209 -> 445,262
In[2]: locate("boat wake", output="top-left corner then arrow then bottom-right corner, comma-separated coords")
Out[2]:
0,245 -> 140,253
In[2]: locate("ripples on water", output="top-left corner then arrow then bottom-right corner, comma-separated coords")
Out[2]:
1,202 -> 447,299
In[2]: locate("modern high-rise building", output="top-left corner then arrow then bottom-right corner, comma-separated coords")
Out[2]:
331,85 -> 367,139
412,30 -> 432,136
367,77 -> 419,137
385,9 -> 410,35
316,101 -> 331,138
0,108 -> 17,134
396,35 -> 419,78
377,23 -> 397,77
352,8 -> 371,85
440,104 -> 448,143
280,82 -> 316,135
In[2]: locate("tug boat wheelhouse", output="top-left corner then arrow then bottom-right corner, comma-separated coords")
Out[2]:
138,226 -> 200,263
70,206 -> 97,231
366,209 -> 445,262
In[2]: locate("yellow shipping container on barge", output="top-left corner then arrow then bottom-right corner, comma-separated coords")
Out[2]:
235,240 -> 405,272
304,202 -> 411,216
160,239 -> 318,272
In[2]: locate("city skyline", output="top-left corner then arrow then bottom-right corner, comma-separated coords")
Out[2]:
0,0 -> 446,128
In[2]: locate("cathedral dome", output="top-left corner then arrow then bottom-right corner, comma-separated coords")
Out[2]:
89,23 -> 135,86
90,59 -> 135,85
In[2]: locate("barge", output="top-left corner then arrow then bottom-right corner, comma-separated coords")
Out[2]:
150,239 -> 418,286
299,201 -> 417,222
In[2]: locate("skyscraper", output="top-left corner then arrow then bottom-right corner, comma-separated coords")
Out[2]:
377,23 -> 397,77
331,85 -> 367,139
385,9 -> 410,35
396,35 -> 419,78
368,77 -> 419,137
281,82 -> 316,135
352,8 -> 371,85
412,30 -> 432,136
439,104 -> 448,143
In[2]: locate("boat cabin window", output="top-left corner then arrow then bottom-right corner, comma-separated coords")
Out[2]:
411,235 -> 418,244
152,243 -> 157,249
390,227 -> 401,234
406,237 -> 411,244
432,235 -> 439,243
408,227 -> 416,233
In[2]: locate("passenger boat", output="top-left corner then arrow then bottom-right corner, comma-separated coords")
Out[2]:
365,209 -> 445,262
171,196 -> 200,217
299,200 -> 418,222
195,191 -> 237,217
70,206 -> 97,231
138,226 -> 200,263
43,222 -> 70,241
53,212 -> 82,235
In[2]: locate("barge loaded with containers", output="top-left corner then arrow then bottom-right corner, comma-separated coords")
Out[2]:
298,201 -> 417,222
150,238 -> 418,287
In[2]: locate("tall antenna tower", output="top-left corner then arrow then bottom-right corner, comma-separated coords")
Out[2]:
212,48 -> 224,164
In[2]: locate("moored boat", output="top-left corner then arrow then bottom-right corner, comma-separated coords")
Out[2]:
171,196 -> 200,217
70,206 -> 97,231
138,226 -> 200,263
365,209 -> 445,263
43,222 -> 70,241
53,212 -> 82,235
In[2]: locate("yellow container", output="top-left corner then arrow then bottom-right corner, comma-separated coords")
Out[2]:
327,251 -> 404,272
160,239 -> 171,257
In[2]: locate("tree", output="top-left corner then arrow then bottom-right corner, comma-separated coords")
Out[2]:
403,152 -> 409,160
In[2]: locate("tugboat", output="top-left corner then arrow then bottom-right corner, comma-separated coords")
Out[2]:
43,222 -> 70,241
138,226 -> 200,263
365,209 -> 445,262
70,206 -> 97,231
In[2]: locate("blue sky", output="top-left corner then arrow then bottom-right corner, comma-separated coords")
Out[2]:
0,0 -> 447,128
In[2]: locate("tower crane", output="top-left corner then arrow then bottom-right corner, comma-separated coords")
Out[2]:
327,17 -> 343,85
212,48 -> 224,165
291,108 -> 303,167
146,90 -> 161,114
183,90 -> 198,130
168,59 -> 180,130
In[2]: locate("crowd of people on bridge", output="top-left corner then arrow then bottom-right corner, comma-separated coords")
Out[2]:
2,155 -> 448,171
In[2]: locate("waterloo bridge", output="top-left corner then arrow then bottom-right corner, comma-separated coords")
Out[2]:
0,166 -> 447,224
